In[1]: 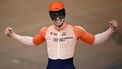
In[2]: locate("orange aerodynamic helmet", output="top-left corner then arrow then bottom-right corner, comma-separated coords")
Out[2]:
49,1 -> 64,11
49,1 -> 66,20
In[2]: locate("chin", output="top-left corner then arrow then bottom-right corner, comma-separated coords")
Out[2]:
53,19 -> 65,27
55,24 -> 62,27
54,23 -> 63,27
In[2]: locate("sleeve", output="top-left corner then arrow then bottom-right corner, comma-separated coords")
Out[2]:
93,28 -> 114,45
12,34 -> 35,46
73,26 -> 95,45
33,26 -> 48,46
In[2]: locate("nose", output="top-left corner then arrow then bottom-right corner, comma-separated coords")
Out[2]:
56,17 -> 60,20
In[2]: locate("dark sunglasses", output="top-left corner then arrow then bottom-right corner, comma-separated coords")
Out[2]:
49,9 -> 66,20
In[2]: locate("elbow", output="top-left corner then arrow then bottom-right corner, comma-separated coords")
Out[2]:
93,35 -> 107,45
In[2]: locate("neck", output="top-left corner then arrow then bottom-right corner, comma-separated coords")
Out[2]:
54,23 -> 67,31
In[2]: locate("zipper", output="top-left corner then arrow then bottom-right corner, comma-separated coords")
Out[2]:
57,32 -> 60,58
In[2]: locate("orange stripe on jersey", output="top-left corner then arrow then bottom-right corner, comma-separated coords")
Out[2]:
33,26 -> 48,46
73,26 -> 95,44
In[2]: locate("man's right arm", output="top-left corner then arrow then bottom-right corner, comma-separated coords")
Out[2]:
5,27 -> 47,46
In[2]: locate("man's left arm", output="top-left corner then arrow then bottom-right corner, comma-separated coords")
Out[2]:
93,19 -> 118,45
74,19 -> 118,45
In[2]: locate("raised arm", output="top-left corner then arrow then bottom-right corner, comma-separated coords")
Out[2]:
5,27 -> 47,46
94,19 -> 118,45
73,19 -> 118,45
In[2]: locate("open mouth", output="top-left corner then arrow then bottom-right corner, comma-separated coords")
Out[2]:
53,18 -> 64,27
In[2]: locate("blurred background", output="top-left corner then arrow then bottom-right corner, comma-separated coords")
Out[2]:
0,0 -> 122,69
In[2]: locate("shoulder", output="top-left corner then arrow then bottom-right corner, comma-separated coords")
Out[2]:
38,26 -> 49,37
73,25 -> 86,32
40,26 -> 48,32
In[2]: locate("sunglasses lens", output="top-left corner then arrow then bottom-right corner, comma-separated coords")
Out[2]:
49,9 -> 65,20
50,12 -> 65,20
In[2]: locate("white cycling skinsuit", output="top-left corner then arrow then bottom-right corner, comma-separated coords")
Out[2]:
12,24 -> 114,60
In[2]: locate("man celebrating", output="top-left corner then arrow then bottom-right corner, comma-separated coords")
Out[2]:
5,1 -> 118,69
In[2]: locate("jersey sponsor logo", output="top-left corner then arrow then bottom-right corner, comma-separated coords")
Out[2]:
50,32 -> 67,36
50,32 -> 57,36
61,32 -> 67,36
48,32 -> 73,42
47,37 -> 51,41
53,37 -> 73,42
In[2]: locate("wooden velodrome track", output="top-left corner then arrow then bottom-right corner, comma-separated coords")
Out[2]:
0,0 -> 122,69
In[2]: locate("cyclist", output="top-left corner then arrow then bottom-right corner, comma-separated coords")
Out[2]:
5,1 -> 118,69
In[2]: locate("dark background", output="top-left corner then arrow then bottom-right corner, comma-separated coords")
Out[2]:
0,0 -> 122,69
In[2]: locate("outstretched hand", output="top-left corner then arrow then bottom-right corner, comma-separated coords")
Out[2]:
109,19 -> 118,32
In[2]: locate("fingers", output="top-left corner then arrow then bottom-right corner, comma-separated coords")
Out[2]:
5,27 -> 14,37
109,19 -> 118,27
109,19 -> 118,31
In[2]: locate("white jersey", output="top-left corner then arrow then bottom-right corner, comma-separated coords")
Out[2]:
46,25 -> 77,59
33,24 -> 95,59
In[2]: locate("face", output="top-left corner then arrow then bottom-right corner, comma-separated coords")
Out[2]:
49,9 -> 65,27
52,17 -> 65,27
